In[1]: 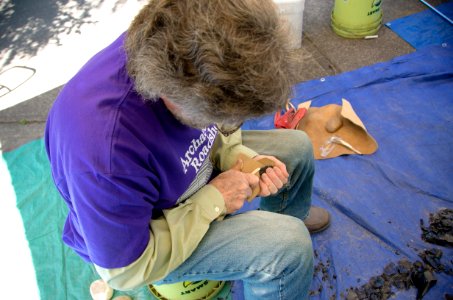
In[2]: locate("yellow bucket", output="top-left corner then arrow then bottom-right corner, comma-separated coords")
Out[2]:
149,280 -> 226,300
331,0 -> 383,38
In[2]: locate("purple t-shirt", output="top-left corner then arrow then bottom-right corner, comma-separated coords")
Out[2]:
45,33 -> 218,268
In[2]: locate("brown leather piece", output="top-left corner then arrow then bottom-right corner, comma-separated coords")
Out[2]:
237,153 -> 275,202
297,99 -> 378,160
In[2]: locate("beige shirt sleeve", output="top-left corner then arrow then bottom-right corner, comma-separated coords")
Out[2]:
211,129 -> 259,171
95,184 -> 225,290
95,129 -> 258,290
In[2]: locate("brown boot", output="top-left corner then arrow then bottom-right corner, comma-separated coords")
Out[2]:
304,206 -> 330,233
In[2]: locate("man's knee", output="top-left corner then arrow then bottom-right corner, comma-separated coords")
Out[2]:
247,211 -> 313,270
281,130 -> 313,161
271,130 -> 314,175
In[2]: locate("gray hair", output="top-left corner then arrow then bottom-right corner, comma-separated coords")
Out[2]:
125,0 -> 296,127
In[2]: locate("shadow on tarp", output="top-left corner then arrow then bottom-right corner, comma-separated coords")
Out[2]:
386,0 -> 453,49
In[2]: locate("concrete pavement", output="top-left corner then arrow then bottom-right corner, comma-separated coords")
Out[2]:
0,0 -> 146,150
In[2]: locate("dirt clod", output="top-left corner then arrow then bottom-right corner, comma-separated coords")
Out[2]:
420,209 -> 453,247
418,248 -> 453,275
345,259 -> 437,300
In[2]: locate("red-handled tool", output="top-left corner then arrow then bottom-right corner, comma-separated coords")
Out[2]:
274,102 -> 307,129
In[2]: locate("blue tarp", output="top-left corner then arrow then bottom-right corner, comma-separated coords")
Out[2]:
386,1 -> 453,49
3,35 -> 452,300
235,44 -> 453,299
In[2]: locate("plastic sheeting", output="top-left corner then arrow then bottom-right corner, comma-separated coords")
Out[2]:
236,44 -> 453,299
386,1 -> 453,49
3,46 -> 452,300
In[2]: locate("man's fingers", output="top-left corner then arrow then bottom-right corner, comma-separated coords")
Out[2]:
261,173 -> 278,194
273,167 -> 288,185
245,173 -> 259,188
246,186 -> 253,199
259,180 -> 271,197
265,168 -> 283,189
275,162 -> 289,178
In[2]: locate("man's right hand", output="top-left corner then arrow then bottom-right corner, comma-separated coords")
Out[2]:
209,160 -> 259,214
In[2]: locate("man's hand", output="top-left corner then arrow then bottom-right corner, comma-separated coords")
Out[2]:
253,155 -> 289,197
209,160 -> 259,214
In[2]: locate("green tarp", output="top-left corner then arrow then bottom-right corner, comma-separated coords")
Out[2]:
3,139 -> 232,299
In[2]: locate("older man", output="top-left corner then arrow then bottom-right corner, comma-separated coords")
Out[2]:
45,0 -> 330,299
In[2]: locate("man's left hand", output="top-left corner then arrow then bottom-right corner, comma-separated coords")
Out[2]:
253,155 -> 289,197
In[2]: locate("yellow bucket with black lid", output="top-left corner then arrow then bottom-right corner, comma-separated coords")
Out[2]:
149,280 -> 225,300
331,0 -> 383,38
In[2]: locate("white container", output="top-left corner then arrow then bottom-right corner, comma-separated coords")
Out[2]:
273,0 -> 306,49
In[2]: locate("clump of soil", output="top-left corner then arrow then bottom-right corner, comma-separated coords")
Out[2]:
418,248 -> 453,275
344,247 -> 453,300
320,209 -> 453,299
420,208 -> 453,247
344,259 -> 436,300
